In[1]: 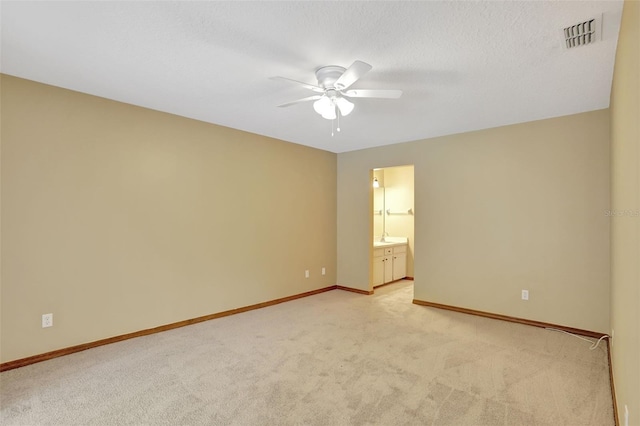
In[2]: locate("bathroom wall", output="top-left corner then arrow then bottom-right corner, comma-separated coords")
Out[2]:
372,169 -> 385,237
338,109 -> 610,333
0,75 -> 337,363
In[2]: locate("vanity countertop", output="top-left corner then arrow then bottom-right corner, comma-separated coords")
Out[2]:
373,237 -> 408,248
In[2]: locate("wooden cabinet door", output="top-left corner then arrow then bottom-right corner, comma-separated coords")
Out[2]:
392,253 -> 407,280
384,257 -> 394,283
373,256 -> 385,286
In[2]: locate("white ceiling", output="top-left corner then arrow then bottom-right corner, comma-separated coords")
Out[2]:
1,1 -> 624,153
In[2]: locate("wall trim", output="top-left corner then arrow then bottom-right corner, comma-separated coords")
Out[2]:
0,285 -> 337,372
336,285 -> 374,295
412,298 -> 607,339
608,340 -> 619,426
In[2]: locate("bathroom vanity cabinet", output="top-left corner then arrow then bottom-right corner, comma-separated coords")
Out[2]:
373,243 -> 407,286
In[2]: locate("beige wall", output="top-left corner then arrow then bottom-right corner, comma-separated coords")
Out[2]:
338,109 -> 610,333
609,0 -> 640,424
0,75 -> 337,363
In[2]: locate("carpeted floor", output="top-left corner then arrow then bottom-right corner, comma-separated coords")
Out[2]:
0,280 -> 614,425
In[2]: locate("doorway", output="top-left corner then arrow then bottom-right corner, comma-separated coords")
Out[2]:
371,165 -> 415,291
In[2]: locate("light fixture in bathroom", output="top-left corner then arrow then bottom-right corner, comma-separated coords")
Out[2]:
373,177 -> 380,188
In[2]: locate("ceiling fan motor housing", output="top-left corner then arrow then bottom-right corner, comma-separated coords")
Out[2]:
315,66 -> 347,89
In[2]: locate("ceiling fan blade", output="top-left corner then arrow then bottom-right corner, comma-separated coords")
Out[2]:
277,95 -> 323,108
270,76 -> 324,93
334,60 -> 372,90
343,89 -> 402,99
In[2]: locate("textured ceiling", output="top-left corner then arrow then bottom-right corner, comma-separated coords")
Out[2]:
1,1 -> 624,153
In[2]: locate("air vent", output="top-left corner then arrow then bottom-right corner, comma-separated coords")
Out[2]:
563,19 -> 596,48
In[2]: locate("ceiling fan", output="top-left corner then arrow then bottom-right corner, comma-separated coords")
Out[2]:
272,60 -> 402,125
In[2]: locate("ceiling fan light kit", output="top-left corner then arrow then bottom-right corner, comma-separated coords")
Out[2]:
313,91 -> 354,120
274,60 -> 402,135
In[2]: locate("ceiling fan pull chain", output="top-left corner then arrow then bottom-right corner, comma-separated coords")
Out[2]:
337,108 -> 341,132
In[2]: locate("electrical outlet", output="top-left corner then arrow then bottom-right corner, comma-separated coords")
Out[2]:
322,267 -> 326,276
42,313 -> 53,328
521,290 -> 529,300
305,270 -> 309,278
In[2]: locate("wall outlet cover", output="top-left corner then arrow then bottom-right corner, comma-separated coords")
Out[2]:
521,290 -> 529,300
42,313 -> 53,328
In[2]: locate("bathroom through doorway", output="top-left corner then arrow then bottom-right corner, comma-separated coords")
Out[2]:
371,165 -> 415,291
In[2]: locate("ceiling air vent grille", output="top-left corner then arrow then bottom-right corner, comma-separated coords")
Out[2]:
564,19 -> 596,48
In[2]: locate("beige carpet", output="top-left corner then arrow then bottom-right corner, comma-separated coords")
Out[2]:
0,281 -> 614,425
